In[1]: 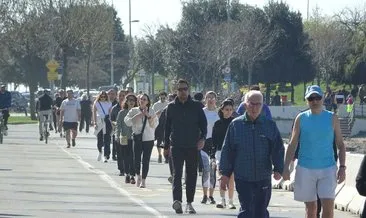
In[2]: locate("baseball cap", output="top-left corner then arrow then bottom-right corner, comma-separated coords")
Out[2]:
305,85 -> 323,99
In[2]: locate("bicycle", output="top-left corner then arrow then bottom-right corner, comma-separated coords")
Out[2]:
42,114 -> 50,144
39,110 -> 52,144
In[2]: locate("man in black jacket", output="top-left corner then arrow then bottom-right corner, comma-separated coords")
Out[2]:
110,90 -> 126,162
164,79 -> 207,214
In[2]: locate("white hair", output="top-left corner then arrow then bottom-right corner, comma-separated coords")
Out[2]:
244,90 -> 263,104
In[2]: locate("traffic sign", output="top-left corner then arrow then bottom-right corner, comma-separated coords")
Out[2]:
224,73 -> 231,82
46,59 -> 60,73
47,71 -> 58,81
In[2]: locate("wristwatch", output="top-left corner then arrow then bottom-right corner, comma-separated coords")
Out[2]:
339,165 -> 347,170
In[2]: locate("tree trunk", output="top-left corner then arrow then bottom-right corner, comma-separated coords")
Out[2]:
86,47 -> 91,99
29,82 -> 37,120
60,45 -> 68,89
291,83 -> 295,103
265,82 -> 271,105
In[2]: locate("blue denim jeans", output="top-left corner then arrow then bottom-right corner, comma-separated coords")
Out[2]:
235,179 -> 272,218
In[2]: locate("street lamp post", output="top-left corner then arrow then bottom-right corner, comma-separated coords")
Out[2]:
110,0 -> 138,87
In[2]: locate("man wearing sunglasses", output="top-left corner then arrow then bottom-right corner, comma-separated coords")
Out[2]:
164,79 -> 207,214
283,85 -> 346,218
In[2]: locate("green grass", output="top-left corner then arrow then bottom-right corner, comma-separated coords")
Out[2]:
269,82 -> 352,106
8,116 -> 38,125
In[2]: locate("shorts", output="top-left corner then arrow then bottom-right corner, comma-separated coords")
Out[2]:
63,122 -> 78,131
294,165 -> 337,202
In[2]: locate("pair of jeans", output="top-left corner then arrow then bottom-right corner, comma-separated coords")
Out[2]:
171,147 -> 198,203
134,140 -> 154,179
79,113 -> 91,132
97,130 -> 111,158
116,139 -> 134,175
112,135 -> 117,158
236,179 -> 272,218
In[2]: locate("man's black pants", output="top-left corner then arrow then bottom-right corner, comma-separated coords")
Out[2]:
236,179 -> 272,218
171,147 -> 198,203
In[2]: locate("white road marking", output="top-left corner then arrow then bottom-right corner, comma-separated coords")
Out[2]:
60,146 -> 167,218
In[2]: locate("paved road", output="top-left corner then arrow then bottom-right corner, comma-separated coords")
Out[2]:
0,125 -> 358,218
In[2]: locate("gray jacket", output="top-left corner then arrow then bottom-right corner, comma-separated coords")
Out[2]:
116,109 -> 132,139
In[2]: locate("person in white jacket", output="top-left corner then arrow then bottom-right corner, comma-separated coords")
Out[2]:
93,91 -> 113,163
124,93 -> 158,188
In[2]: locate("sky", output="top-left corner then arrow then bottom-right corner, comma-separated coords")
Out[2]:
113,0 -> 365,37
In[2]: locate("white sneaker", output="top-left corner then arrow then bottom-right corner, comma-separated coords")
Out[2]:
216,199 -> 226,209
97,152 -> 102,161
228,201 -> 236,209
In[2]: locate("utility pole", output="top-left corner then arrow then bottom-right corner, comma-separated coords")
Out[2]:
110,0 -> 114,86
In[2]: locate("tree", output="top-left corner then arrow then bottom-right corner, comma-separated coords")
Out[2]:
336,7 -> 366,85
305,9 -> 351,85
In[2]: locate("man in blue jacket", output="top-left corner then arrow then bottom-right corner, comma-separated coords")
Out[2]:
0,85 -> 12,133
220,90 -> 284,218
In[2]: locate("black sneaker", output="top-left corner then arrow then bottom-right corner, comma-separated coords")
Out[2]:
172,200 -> 183,214
158,154 -> 162,163
201,195 -> 208,204
209,196 -> 216,204
130,177 -> 136,184
125,175 -> 131,183
40,136 -> 43,141
67,143 -> 71,148
72,139 -> 76,147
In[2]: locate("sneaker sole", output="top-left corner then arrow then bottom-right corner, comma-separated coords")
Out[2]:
172,201 -> 183,214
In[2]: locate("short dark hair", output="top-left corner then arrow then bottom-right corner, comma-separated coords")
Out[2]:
193,92 -> 204,101
250,85 -> 260,91
177,79 -> 189,87
159,91 -> 167,97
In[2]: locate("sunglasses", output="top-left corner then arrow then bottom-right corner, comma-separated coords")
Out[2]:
307,96 -> 322,102
177,87 -> 188,92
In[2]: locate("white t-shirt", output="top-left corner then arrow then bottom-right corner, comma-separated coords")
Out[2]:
203,107 -> 219,139
95,101 -> 112,118
60,99 -> 81,122
152,101 -> 168,118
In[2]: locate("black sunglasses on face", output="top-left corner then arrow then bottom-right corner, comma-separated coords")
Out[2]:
307,96 -> 322,102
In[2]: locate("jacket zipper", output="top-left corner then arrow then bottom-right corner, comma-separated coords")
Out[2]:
252,123 -> 257,180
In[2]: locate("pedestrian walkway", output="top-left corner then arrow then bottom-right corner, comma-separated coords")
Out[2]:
0,125 -> 358,217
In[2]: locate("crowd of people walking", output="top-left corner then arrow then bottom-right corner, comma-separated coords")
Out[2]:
37,80 -> 352,218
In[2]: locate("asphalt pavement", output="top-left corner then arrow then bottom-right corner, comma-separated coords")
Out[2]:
0,124 -> 358,218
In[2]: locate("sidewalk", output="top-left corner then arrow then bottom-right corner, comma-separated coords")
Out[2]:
0,124 -> 358,218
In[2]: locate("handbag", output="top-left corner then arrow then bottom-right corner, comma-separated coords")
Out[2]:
98,101 -> 112,133
132,110 -> 148,143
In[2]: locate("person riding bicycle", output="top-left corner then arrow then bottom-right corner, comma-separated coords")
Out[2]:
0,84 -> 12,135
38,89 -> 54,141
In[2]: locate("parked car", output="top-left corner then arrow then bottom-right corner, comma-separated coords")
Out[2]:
11,91 -> 28,115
